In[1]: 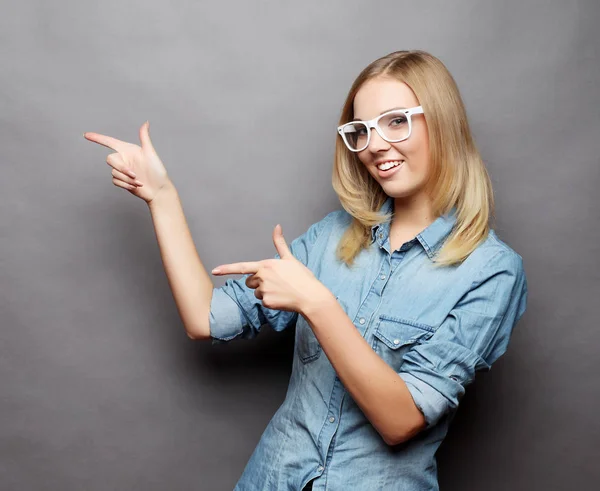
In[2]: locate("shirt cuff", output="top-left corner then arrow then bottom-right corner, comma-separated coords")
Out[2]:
398,371 -> 453,429
209,288 -> 246,345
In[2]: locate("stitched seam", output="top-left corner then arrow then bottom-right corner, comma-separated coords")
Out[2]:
468,250 -> 512,352
378,315 -> 436,332
263,368 -> 306,490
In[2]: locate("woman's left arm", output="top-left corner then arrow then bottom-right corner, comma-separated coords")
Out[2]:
303,249 -> 528,445
301,292 -> 429,446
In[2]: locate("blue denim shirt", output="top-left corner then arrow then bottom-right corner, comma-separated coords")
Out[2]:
209,196 -> 528,490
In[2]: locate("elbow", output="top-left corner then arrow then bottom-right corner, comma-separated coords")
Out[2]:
186,330 -> 201,340
184,300 -> 213,341
185,323 -> 211,341
384,398 -> 429,446
383,428 -> 415,446
187,331 -> 210,341
383,430 -> 409,447
383,417 -> 427,447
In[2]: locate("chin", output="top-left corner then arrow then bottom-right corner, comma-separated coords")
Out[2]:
380,181 -> 411,193
383,184 -> 423,201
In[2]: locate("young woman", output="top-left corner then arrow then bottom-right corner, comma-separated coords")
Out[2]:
84,50 -> 528,490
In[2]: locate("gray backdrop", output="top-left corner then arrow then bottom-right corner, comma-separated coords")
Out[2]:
1,1 -> 598,490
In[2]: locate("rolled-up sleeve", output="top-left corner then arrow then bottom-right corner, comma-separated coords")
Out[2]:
210,212 -> 334,345
398,250 -> 528,428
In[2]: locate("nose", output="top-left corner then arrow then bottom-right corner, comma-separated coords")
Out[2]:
366,127 -> 391,153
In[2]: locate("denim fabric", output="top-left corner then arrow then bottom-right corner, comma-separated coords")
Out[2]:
209,196 -> 528,490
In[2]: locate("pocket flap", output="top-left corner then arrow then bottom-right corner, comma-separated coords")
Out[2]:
374,315 -> 434,350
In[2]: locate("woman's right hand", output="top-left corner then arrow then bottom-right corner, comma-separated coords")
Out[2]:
84,121 -> 171,204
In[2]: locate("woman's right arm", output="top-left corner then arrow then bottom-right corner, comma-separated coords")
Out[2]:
147,182 -> 214,340
84,121 -> 214,340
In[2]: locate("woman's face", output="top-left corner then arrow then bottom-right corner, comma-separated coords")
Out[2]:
352,76 -> 431,201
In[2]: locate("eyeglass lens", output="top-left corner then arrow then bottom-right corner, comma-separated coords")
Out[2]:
342,111 -> 410,151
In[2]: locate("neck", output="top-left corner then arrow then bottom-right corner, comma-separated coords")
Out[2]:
391,194 -> 436,232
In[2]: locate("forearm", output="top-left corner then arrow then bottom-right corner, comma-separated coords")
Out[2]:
147,182 -> 214,339
301,288 -> 426,445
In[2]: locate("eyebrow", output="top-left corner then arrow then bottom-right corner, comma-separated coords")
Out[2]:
353,107 -> 408,121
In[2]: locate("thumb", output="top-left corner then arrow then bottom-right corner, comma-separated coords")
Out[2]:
139,120 -> 156,154
273,224 -> 293,259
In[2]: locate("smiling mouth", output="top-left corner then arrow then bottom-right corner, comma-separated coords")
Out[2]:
376,160 -> 404,171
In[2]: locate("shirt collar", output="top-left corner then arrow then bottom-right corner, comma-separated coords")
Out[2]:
370,196 -> 457,259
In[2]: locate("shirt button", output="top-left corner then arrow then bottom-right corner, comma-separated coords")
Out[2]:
380,274 -> 386,280
317,465 -> 324,472
359,318 -> 366,325
329,416 -> 335,423
393,339 -> 400,345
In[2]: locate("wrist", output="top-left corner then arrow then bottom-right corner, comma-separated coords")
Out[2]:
300,282 -> 337,319
147,180 -> 177,211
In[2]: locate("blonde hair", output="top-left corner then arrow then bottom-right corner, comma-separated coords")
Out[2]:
332,50 -> 494,268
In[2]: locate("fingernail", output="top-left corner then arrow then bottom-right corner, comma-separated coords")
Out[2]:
135,180 -> 143,186
211,268 -> 221,274
128,171 -> 137,178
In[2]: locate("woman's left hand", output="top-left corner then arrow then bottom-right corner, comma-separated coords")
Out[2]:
211,224 -> 329,314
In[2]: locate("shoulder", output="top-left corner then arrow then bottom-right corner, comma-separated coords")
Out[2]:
303,209 -> 351,239
288,209 -> 346,254
308,209 -> 345,236
320,208 -> 354,232
462,229 -> 526,283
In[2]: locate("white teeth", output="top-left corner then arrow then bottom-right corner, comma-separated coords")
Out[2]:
377,160 -> 404,171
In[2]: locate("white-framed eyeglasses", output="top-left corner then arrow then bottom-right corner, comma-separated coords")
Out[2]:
337,106 -> 424,152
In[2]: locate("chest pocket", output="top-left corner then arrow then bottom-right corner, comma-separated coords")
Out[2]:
372,315 -> 435,371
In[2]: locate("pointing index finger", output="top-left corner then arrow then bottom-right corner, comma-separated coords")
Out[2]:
211,261 -> 261,276
83,132 -> 128,152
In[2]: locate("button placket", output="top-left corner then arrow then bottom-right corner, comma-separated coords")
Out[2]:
353,255 -> 391,341
378,264 -> 392,298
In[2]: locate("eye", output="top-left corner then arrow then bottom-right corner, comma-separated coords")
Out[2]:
390,116 -> 407,127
